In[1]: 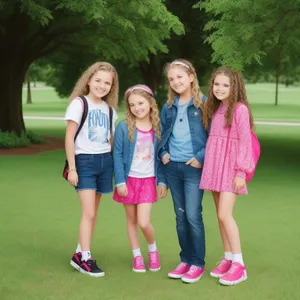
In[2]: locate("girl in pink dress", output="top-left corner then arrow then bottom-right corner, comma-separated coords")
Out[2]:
200,67 -> 255,286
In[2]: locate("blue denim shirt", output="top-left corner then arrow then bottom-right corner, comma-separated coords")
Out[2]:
158,96 -> 208,165
113,120 -> 167,187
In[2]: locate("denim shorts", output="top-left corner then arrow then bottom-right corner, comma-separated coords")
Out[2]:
75,153 -> 113,194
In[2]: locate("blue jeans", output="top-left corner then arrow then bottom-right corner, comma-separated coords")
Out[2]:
165,161 -> 206,267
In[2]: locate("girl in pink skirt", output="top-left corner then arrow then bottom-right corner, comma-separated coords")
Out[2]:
200,67 -> 256,286
113,84 -> 168,272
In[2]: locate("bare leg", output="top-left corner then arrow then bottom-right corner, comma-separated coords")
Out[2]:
137,203 -> 155,245
78,190 -> 97,251
124,204 -> 140,250
78,193 -> 101,246
217,192 -> 241,254
212,191 -> 231,253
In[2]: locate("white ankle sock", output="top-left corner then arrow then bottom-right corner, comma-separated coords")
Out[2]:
82,251 -> 91,261
132,248 -> 142,257
148,242 -> 157,252
224,251 -> 232,261
75,244 -> 81,253
232,253 -> 244,265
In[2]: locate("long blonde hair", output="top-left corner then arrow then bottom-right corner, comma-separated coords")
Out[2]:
203,67 -> 255,131
164,58 -> 204,110
125,86 -> 161,143
69,62 -> 119,109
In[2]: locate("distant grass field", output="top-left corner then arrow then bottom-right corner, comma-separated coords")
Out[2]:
1,124 -> 299,300
22,83 -> 300,122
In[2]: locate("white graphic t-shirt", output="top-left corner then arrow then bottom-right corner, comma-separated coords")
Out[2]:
128,128 -> 155,178
64,97 -> 117,155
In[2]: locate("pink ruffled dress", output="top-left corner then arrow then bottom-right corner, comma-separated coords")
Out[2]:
200,103 -> 255,194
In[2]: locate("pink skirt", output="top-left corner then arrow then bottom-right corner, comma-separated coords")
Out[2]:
113,176 -> 157,204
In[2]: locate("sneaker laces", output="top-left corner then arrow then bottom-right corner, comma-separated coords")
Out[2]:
215,258 -> 228,268
175,262 -> 187,271
188,265 -> 199,275
149,252 -> 157,263
227,262 -> 239,274
135,256 -> 144,266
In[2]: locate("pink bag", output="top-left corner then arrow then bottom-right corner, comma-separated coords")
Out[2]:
246,131 -> 260,182
226,103 -> 261,182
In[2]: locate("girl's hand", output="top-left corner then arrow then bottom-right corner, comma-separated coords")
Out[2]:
162,153 -> 170,165
158,185 -> 168,199
117,184 -> 128,197
67,170 -> 78,187
186,157 -> 202,168
233,176 -> 246,192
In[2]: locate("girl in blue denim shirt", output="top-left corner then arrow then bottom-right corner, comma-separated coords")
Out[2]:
158,59 -> 208,283
65,62 -> 118,277
113,85 -> 168,273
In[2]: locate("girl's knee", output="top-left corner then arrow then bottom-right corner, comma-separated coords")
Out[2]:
82,210 -> 97,221
217,212 -> 232,224
138,220 -> 151,230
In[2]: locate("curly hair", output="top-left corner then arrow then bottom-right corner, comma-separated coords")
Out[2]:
69,62 -> 119,109
125,89 -> 161,143
164,58 -> 204,111
203,67 -> 255,131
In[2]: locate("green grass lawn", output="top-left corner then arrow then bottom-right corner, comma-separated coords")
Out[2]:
1,84 -> 298,299
1,121 -> 300,299
22,83 -> 300,122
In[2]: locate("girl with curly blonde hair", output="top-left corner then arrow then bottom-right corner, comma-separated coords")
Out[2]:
113,84 -> 168,273
158,59 -> 208,284
65,62 -> 119,277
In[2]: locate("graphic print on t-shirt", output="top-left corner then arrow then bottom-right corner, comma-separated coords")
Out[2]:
88,109 -> 109,143
135,132 -> 154,160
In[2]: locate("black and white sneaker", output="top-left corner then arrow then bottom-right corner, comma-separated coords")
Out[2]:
70,252 -> 82,272
80,259 -> 105,277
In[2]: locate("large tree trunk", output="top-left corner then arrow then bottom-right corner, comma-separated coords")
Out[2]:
0,14 -> 30,134
0,52 -> 28,134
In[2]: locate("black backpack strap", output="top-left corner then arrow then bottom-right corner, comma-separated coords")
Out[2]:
74,96 -> 88,142
109,106 -> 113,136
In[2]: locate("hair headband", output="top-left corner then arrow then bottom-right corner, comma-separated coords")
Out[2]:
125,84 -> 154,97
170,61 -> 191,69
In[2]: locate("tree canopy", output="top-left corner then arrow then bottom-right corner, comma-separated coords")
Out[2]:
0,0 -> 184,133
197,0 -> 300,70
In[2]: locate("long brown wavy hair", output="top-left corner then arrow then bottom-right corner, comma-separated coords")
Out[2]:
125,88 -> 161,143
164,58 -> 204,111
203,67 -> 255,131
69,62 -> 119,109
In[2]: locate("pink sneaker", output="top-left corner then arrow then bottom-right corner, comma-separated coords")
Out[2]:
168,262 -> 190,279
219,262 -> 247,285
132,256 -> 146,273
210,258 -> 232,278
181,265 -> 205,283
148,251 -> 161,271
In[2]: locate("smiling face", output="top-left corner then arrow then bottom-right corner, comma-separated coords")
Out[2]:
128,93 -> 151,121
213,74 -> 231,103
87,70 -> 113,101
167,67 -> 194,97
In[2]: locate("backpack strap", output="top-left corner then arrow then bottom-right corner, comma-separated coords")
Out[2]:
74,96 -> 88,142
109,106 -> 113,136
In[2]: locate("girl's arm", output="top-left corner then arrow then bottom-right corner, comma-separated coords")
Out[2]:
235,105 -> 255,179
158,104 -> 169,160
113,121 -> 126,186
65,121 -> 78,170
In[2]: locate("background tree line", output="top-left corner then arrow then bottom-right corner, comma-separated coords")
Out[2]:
1,0 -> 299,135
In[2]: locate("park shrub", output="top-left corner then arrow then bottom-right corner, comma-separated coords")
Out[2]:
0,131 -> 46,148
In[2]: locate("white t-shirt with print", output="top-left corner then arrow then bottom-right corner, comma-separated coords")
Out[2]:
64,97 -> 117,155
128,128 -> 155,178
